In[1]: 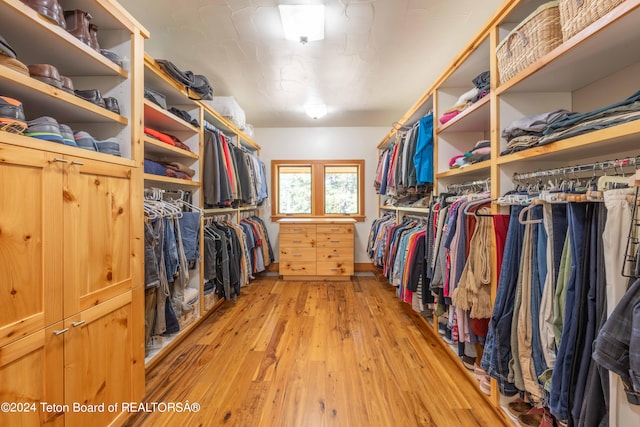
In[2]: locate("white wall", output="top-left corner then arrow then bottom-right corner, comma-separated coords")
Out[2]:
254,126 -> 388,264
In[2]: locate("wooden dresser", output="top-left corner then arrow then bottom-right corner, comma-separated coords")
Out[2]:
277,218 -> 356,280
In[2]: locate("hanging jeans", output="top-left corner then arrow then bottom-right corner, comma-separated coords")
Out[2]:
539,203 -> 568,372
481,205 -> 524,396
531,205 -> 548,382
550,203 -> 588,421
565,204 -> 598,425
578,204 -> 609,427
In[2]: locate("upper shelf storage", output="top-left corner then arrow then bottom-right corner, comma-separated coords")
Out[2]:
200,103 -> 261,151
0,0 -> 129,77
496,0 -> 640,93
436,36 -> 491,133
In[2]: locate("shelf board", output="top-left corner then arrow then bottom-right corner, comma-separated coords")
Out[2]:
437,160 -> 491,179
0,0 -> 128,78
144,54 -> 200,106
437,96 -> 491,134
143,173 -> 200,187
496,1 -> 640,94
1,131 -> 136,166
497,120 -> 640,166
143,137 -> 199,161
0,65 -> 127,125
379,206 -> 430,214
144,100 -> 200,133
203,207 -> 238,214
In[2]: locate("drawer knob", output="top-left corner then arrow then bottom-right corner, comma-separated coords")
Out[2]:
293,240 -> 302,243
72,320 -> 86,327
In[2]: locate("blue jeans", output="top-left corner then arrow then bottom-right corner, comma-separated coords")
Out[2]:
570,204 -> 602,424
481,205 -> 524,396
531,205 -> 548,380
550,203 -> 588,421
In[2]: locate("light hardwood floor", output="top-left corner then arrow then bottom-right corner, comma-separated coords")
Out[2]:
125,274 -> 511,427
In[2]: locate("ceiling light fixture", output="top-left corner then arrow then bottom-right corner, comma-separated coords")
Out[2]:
304,103 -> 327,119
278,4 -> 325,45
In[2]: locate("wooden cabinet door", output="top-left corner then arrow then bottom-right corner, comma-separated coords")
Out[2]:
0,145 -> 63,347
63,157 -> 133,317
64,291 -> 134,427
0,322 -> 65,427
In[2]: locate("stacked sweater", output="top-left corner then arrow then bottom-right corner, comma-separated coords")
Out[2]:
449,140 -> 491,169
439,70 -> 490,125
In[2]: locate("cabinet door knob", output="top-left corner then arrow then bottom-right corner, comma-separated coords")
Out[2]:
293,240 -> 302,243
53,158 -> 68,163
53,328 -> 70,335
293,254 -> 302,257
70,161 -> 84,166
71,320 -> 86,327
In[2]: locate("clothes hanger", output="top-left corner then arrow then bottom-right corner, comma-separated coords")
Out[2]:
518,201 -> 543,225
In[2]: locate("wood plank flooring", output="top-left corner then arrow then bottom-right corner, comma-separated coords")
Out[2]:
125,274 -> 510,427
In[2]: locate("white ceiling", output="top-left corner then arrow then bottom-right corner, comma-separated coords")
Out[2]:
118,0 -> 505,128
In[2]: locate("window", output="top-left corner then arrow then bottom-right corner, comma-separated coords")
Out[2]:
272,160 -> 364,220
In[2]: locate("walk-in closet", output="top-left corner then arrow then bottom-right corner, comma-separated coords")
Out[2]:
1,0 -> 640,426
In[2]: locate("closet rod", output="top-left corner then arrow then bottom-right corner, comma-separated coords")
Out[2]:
446,178 -> 490,192
512,156 -> 640,181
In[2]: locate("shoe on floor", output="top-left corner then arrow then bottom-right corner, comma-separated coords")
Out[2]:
473,363 -> 487,380
507,399 -> 533,417
461,355 -> 475,370
518,413 -> 543,427
479,375 -> 491,395
25,116 -> 63,143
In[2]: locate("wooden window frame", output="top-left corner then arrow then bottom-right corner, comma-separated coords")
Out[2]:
271,159 -> 365,221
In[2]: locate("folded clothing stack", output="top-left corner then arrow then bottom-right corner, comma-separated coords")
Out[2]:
143,159 -> 193,180
439,70 -> 490,125
538,89 -> 640,146
449,140 -> 491,169
144,126 -> 192,152
501,109 -> 574,155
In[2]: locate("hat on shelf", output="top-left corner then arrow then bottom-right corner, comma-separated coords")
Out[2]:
0,56 -> 29,76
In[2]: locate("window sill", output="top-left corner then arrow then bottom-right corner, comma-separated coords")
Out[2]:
270,215 -> 365,222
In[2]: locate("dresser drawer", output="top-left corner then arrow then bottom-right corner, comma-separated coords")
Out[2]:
317,261 -> 353,276
280,261 -> 316,275
280,224 -> 316,234
316,233 -> 353,248
280,233 -> 316,248
279,247 -> 316,262
317,247 -> 354,262
317,224 -> 353,235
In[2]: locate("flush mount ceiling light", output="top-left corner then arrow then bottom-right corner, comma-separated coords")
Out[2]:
278,4 -> 325,44
304,103 -> 327,119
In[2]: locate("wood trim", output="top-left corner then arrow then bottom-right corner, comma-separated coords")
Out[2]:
436,160 -> 491,178
143,173 -> 200,187
271,159 -> 365,218
354,262 -> 378,273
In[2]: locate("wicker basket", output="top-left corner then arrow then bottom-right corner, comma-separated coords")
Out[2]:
497,1 -> 563,85
558,0 -> 624,41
